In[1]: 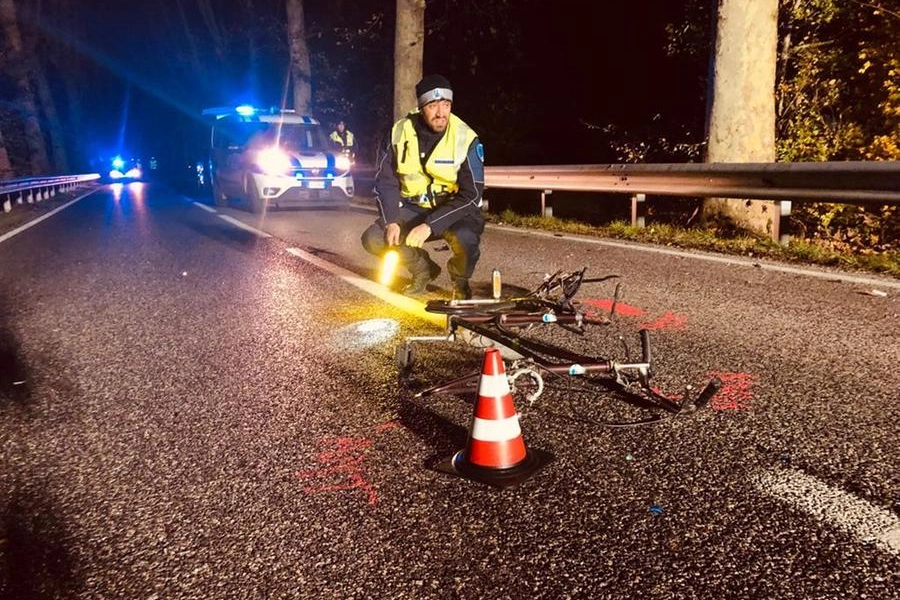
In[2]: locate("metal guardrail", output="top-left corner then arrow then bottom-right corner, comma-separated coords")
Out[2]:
484,161 -> 900,243
1,173 -> 101,214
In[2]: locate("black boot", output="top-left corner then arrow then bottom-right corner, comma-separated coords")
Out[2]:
452,278 -> 472,300
402,252 -> 441,295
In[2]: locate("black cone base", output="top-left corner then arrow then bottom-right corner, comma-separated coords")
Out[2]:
435,447 -> 554,489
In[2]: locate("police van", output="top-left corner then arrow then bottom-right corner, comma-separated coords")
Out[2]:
202,106 -> 354,213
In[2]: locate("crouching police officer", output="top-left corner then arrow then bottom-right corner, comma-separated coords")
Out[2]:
361,74 -> 485,300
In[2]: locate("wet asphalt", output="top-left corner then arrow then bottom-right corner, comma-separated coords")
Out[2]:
0,182 -> 897,599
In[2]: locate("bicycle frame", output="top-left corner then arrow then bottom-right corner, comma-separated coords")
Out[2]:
397,268 -> 722,426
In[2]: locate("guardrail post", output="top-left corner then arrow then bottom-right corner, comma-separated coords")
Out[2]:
2,194 -> 9,213
541,190 -> 553,218
774,200 -> 792,246
631,193 -> 646,228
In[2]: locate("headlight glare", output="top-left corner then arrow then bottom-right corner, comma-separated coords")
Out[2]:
256,147 -> 292,175
335,155 -> 351,172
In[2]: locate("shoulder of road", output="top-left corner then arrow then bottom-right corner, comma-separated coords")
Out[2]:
2,182 -> 896,290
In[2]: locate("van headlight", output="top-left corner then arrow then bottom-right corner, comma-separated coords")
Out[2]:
335,154 -> 351,172
256,147 -> 293,175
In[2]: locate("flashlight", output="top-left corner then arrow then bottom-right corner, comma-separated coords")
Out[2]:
379,249 -> 400,286
492,268 -> 502,299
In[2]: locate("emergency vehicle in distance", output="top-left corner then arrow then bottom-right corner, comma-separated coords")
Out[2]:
201,105 -> 354,213
108,155 -> 143,181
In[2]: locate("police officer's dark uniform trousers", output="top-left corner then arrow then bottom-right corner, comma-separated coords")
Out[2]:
361,192 -> 484,293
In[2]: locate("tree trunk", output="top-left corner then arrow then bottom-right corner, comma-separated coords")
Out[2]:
0,126 -> 14,180
32,70 -> 67,173
286,0 -> 311,113
196,0 -> 226,60
37,0 -> 86,171
393,0 -> 425,121
703,0 -> 779,236
0,0 -> 50,175
27,1 -> 68,172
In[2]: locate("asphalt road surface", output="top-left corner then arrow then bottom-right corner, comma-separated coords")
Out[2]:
1,181 -> 898,599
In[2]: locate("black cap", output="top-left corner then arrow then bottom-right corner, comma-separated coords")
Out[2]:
415,74 -> 453,108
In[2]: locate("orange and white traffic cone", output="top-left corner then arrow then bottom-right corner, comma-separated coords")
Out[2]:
437,347 -> 553,488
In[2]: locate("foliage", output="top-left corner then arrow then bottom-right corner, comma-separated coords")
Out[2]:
1,0 -> 897,260
654,0 -> 898,253
775,0 -> 899,251
789,202 -> 898,252
305,1 -> 394,163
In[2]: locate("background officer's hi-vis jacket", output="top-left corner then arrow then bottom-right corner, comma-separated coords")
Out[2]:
390,111 -> 477,207
330,128 -> 355,150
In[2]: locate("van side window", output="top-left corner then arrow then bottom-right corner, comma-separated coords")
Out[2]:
212,119 -> 240,150
212,117 -> 266,150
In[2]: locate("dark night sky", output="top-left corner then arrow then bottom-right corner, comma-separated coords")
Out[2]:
60,1 -> 708,170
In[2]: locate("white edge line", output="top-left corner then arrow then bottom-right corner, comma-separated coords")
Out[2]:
753,467 -> 900,556
217,214 -> 272,237
0,189 -> 98,244
193,201 -> 217,213
488,223 -> 900,290
285,247 -> 446,328
201,201 -> 897,290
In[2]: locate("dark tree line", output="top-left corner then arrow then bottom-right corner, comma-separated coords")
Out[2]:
0,0 -> 895,249
0,0 -> 708,175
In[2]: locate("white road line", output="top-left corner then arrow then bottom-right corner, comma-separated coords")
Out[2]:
0,190 -> 96,244
217,214 -> 271,237
488,224 -> 900,290
753,468 -> 900,556
215,200 -> 897,290
193,202 -> 217,213
285,247 -> 446,327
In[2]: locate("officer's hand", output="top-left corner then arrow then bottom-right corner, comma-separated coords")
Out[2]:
385,223 -> 401,246
405,223 -> 432,248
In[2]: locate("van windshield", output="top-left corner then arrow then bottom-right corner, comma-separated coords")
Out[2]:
213,119 -> 331,152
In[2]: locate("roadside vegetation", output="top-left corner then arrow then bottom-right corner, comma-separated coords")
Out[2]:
488,208 -> 900,279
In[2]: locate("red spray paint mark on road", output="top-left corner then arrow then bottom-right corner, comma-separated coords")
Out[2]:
639,311 -> 687,331
582,299 -> 688,331
296,436 -> 378,505
707,371 -> 756,411
582,298 -> 646,317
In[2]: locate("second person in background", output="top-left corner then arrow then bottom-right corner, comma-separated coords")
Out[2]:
330,120 -> 355,161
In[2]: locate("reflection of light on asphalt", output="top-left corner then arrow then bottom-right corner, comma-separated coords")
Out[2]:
128,181 -> 145,200
111,183 -> 123,201
128,183 -> 147,218
334,319 -> 400,350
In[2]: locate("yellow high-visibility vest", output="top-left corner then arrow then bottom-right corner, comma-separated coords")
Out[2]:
330,130 -> 354,148
390,112 -> 477,204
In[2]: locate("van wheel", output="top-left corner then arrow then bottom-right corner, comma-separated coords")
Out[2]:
248,186 -> 266,214
212,180 -> 228,207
